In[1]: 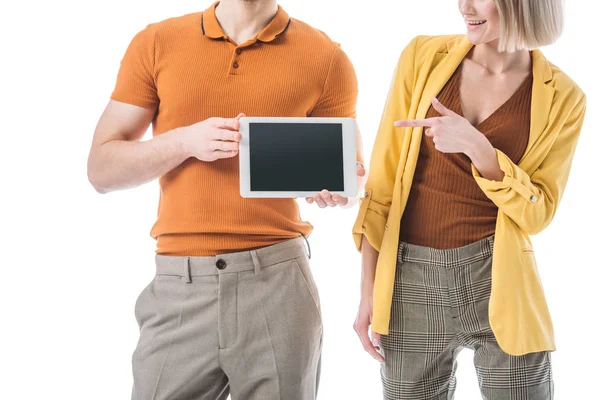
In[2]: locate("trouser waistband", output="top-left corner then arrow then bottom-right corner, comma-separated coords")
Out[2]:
397,234 -> 495,268
155,236 -> 308,282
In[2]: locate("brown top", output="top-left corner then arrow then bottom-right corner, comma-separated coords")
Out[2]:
110,2 -> 358,255
399,64 -> 533,249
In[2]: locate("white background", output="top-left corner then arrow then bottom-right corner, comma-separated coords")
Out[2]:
1,0 -> 598,399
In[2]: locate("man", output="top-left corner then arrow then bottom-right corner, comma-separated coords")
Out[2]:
87,0 -> 364,398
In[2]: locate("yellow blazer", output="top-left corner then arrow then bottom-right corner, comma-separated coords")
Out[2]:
352,34 -> 586,356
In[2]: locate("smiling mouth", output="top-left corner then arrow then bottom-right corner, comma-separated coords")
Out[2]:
467,20 -> 487,26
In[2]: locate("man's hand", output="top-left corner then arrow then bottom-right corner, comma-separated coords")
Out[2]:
178,113 -> 246,162
305,162 -> 366,207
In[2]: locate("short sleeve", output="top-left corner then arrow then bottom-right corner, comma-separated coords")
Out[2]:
110,25 -> 159,109
309,45 -> 358,118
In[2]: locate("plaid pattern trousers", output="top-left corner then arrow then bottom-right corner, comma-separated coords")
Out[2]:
379,234 -> 554,400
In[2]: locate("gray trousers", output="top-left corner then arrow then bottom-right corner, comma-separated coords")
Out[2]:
380,234 -> 554,399
131,236 -> 323,400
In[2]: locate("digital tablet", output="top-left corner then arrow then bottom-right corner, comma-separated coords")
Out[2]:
239,117 -> 357,198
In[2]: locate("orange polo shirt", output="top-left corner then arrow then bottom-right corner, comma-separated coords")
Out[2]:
110,1 -> 358,255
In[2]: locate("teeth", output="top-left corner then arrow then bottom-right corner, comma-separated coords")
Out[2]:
468,20 -> 486,25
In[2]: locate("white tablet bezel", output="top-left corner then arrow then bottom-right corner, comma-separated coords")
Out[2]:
239,117 -> 357,198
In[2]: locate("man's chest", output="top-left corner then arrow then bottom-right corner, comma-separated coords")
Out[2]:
153,43 -> 325,121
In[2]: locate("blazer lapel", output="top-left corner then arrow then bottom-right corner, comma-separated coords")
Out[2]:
414,36 -> 474,120
405,36 -> 474,176
402,37 -> 474,191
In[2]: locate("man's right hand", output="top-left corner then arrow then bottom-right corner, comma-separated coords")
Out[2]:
179,113 -> 246,162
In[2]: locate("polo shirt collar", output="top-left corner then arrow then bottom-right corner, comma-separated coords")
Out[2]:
202,1 -> 291,42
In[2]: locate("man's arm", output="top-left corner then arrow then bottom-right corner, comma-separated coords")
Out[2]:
88,25 -> 193,194
87,100 -> 190,194
87,100 -> 244,194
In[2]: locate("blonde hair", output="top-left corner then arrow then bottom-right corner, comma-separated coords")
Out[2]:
494,0 -> 564,52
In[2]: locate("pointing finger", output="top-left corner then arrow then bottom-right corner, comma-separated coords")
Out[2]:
394,118 -> 438,128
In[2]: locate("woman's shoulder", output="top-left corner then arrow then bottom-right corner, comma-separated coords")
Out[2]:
549,63 -> 585,101
534,50 -> 586,106
407,34 -> 465,51
411,34 -> 464,49
400,34 -> 467,63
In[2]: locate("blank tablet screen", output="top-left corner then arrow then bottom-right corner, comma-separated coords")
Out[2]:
249,122 -> 344,191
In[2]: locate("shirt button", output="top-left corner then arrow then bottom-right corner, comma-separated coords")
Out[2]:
233,62 -> 239,69
216,259 -> 227,269
236,48 -> 242,55
530,195 -> 537,203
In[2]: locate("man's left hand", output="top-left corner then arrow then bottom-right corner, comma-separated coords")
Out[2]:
306,162 -> 366,208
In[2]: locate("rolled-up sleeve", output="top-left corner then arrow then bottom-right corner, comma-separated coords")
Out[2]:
353,189 -> 390,252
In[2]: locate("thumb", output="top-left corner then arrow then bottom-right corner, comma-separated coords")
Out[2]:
357,162 -> 366,177
235,113 -> 246,120
431,97 -> 457,117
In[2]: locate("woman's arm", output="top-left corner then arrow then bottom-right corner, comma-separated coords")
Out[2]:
353,235 -> 384,362
395,92 -> 587,237
352,35 -> 423,362
469,95 -> 586,235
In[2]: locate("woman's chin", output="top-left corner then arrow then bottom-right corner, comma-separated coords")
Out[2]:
466,32 -> 499,47
466,31 -> 484,45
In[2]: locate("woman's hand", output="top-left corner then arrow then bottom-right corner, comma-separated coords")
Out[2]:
394,97 -> 485,156
353,296 -> 385,362
394,97 -> 505,181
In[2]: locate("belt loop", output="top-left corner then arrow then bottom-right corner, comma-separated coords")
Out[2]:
250,250 -> 261,275
397,242 -> 405,264
183,257 -> 191,283
301,234 -> 311,260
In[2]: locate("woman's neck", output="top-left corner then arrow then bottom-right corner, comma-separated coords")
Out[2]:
469,40 -> 532,75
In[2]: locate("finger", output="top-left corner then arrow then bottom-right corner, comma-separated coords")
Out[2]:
424,128 -> 433,137
211,140 -> 239,152
313,195 -> 327,208
394,118 -> 437,128
305,197 -> 314,204
214,129 -> 242,142
213,117 -> 240,131
331,194 -> 349,205
356,326 -> 385,362
431,97 -> 458,117
320,190 -> 337,207
235,113 -> 246,120
212,150 -> 239,159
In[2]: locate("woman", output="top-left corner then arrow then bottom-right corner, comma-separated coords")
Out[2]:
352,0 -> 586,398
